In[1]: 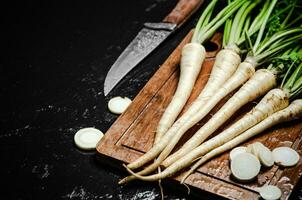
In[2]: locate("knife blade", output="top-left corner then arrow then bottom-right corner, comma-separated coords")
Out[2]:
104,0 -> 204,96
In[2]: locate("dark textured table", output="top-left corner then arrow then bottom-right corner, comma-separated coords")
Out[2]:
2,0 -> 302,199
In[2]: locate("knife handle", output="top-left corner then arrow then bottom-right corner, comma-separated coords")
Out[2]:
163,0 -> 204,27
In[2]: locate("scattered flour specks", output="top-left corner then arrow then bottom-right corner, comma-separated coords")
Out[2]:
62,186 -> 104,199
82,108 -> 90,118
0,124 -> 34,138
118,188 -> 159,200
31,164 -> 52,179
63,186 -> 88,199
41,164 -> 50,179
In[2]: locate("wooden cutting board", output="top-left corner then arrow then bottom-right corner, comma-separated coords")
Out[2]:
96,30 -> 302,200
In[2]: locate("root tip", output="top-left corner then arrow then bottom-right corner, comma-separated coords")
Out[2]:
118,179 -> 125,185
122,163 -> 131,172
180,175 -> 189,185
182,182 -> 191,195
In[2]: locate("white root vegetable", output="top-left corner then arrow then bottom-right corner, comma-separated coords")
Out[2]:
174,88 -> 287,166
122,0 -> 299,184
108,96 -> 132,114
156,47 -> 240,142
259,147 -> 274,168
248,142 -> 263,156
257,185 -> 282,200
129,60 -> 253,176
155,43 -> 205,141
119,48 -> 241,184
156,56 -> 253,167
252,142 -> 274,168
272,147 -> 300,167
124,89 -> 290,182
74,127 -> 104,150
230,146 -> 247,161
162,68 -> 276,168
126,47 -> 239,171
124,0 -> 254,175
125,43 -> 205,170
231,153 -> 261,181
180,99 -> 302,183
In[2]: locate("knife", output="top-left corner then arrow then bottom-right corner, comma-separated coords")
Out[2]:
104,0 -> 204,96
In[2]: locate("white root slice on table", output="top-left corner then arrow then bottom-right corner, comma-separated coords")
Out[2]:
74,127 -> 104,150
229,146 -> 247,161
256,185 -> 282,200
231,152 -> 261,182
246,142 -> 262,156
251,142 -> 264,157
272,147 -> 300,167
258,144 -> 274,168
248,142 -> 274,167
108,96 -> 132,114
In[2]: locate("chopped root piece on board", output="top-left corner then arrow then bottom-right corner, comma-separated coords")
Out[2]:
257,185 -> 282,200
74,127 -> 104,150
230,146 -> 247,161
272,147 -> 300,167
231,153 -> 261,182
108,96 -> 132,114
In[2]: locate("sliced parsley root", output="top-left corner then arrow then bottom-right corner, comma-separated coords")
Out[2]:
162,0 -> 302,169
125,0 -> 250,173
272,147 -> 300,167
231,153 -> 261,182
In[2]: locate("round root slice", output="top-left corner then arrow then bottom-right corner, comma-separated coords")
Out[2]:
74,127 -> 104,150
246,142 -> 274,167
258,146 -> 274,168
230,146 -> 247,161
247,142 -> 264,158
272,147 -> 300,167
258,185 -> 282,200
231,153 -> 261,182
108,96 -> 132,114
251,142 -> 265,158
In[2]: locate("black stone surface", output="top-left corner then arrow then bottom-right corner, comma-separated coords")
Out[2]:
2,0 -> 302,199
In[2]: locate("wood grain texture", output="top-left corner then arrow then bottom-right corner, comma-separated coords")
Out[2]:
96,30 -> 302,200
163,0 -> 204,27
